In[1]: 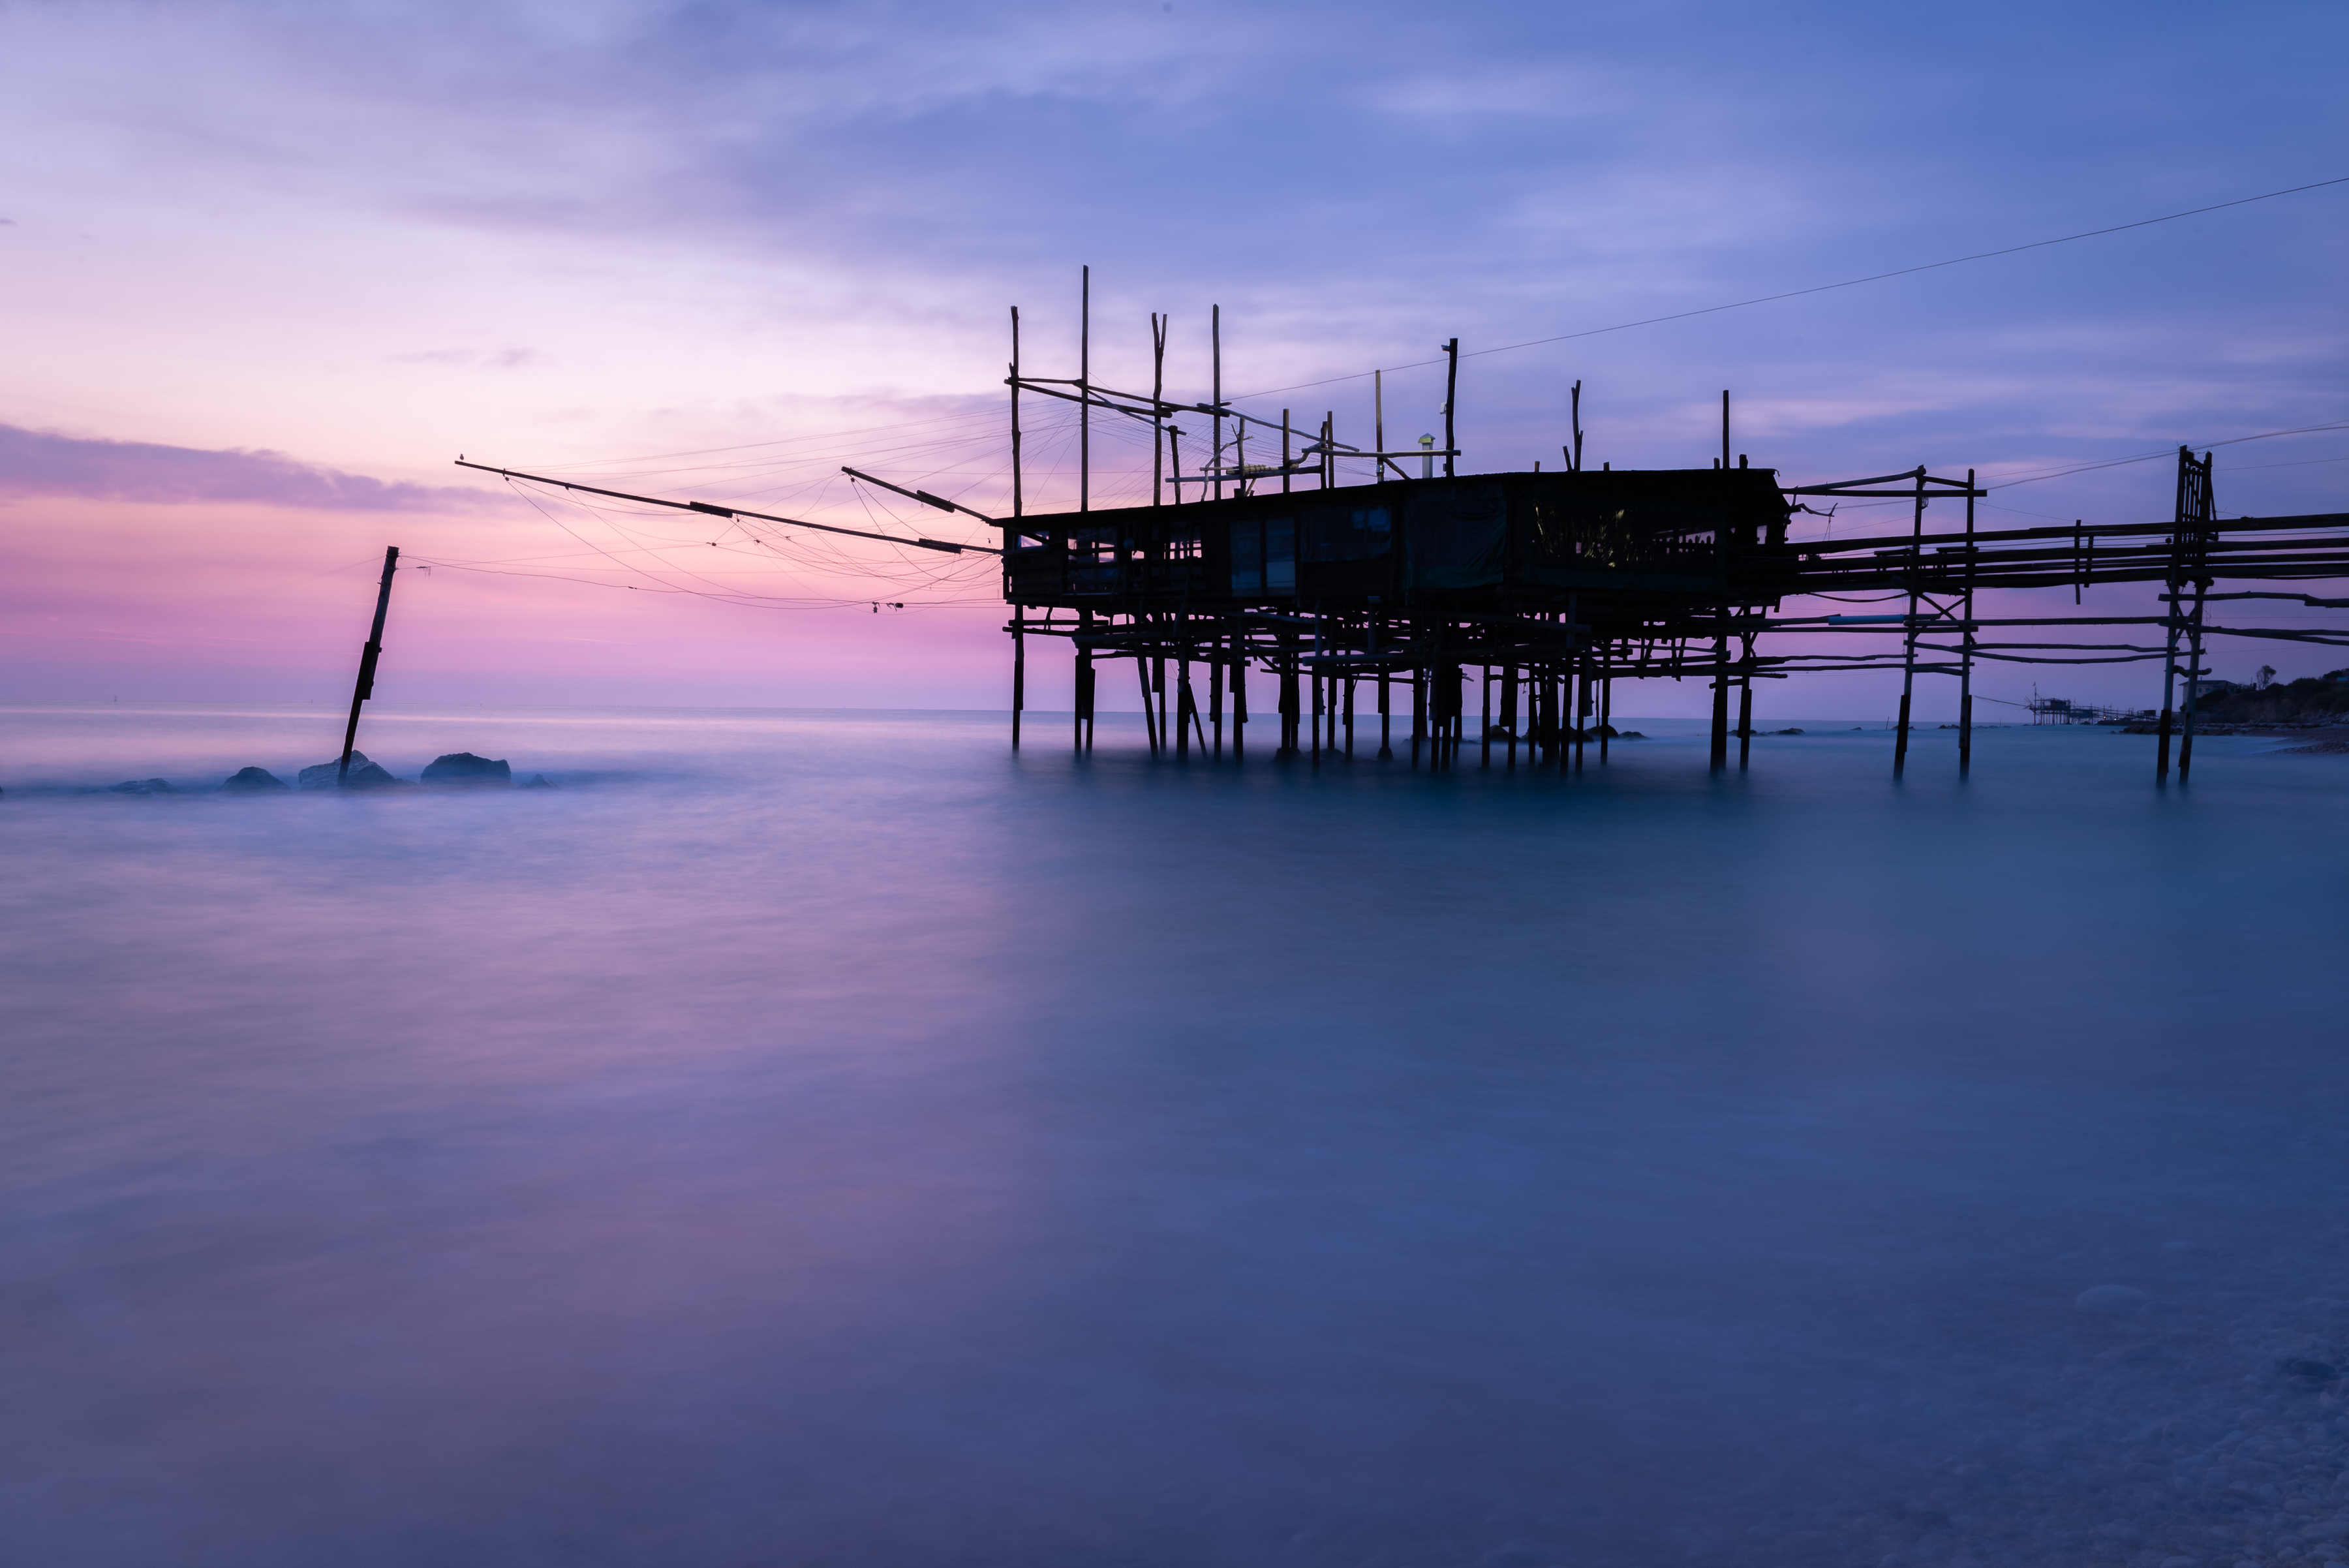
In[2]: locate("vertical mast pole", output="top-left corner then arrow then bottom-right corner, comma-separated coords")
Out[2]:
1009,306 -> 1023,519
337,546 -> 400,786
2180,585 -> 2207,780
2178,449 -> 2213,781
2158,445 -> 2188,780
1893,467 -> 1923,778
1282,410 -> 1291,495
1150,313 -> 1166,508
1721,390 -> 1730,470
1959,468 -> 1976,776
1009,305 -> 1023,753
1442,339 -> 1459,478
1079,267 -> 1090,514
1570,380 -> 1583,471
1709,620 -> 1730,771
1375,370 -> 1385,470
1211,305 -> 1223,502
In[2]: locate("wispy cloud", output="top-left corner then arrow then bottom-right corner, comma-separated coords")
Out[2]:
388,347 -> 544,369
0,425 -> 508,511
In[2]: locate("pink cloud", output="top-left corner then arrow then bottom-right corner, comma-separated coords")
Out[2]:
0,424 -> 506,512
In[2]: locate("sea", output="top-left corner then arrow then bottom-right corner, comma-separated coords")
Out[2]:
5,700 -> 2348,1568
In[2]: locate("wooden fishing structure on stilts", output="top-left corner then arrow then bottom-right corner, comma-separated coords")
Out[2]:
986,283 -> 2349,784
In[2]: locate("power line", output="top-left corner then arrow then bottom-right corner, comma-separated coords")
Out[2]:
1229,175 -> 2349,403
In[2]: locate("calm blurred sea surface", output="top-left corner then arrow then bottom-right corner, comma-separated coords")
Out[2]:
4,701 -> 2346,1567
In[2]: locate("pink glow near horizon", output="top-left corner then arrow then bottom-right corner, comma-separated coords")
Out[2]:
3,2 -> 2343,715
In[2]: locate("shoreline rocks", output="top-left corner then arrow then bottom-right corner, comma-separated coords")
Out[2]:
215,767 -> 289,793
296,751 -> 410,791
421,752 -> 512,788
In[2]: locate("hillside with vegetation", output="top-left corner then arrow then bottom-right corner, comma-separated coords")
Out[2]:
2193,669 -> 2349,725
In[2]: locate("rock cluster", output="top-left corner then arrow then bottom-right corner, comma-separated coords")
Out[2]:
296,751 -> 409,790
420,752 -> 511,788
215,767 -> 289,793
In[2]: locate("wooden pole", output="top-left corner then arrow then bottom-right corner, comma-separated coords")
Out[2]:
337,546 -> 399,785
1721,390 -> 1730,471
1232,630 -> 1248,760
1009,307 -> 1022,519
1150,312 -> 1166,508
1011,610 -> 1024,750
1411,666 -> 1424,767
1893,468 -> 1923,778
1310,614 -> 1323,765
1598,671 -> 1611,763
1211,305 -> 1223,502
1443,339 -> 1458,478
1736,645 -> 1753,770
1709,624 -> 1730,771
1282,410 -> 1291,495
1075,610 -> 1090,753
1959,468 -> 1975,776
1501,663 -> 1518,768
1137,654 -> 1159,754
1079,266 -> 1090,514
1377,664 -> 1392,760
2179,584 -> 2207,781
1176,653 -> 1193,761
1481,664 -> 1492,768
1212,638 -> 1231,756
1570,380 -> 1583,472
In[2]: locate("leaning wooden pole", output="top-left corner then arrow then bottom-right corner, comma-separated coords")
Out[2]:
337,546 -> 400,786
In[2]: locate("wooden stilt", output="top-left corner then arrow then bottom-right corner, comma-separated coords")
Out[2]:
1176,655 -> 1192,759
1959,469 -> 1975,777
1233,631 -> 1248,760
1894,467 -> 1924,779
1210,651 -> 1223,759
1481,665 -> 1492,768
1709,627 -> 1729,771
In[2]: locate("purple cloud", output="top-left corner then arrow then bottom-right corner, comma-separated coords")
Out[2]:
0,424 -> 502,511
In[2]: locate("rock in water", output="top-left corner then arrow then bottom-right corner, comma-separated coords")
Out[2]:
2077,1284 -> 2151,1315
215,767 -> 290,793
422,752 -> 512,788
296,752 -> 410,790
106,778 -> 173,795
519,774 -> 557,790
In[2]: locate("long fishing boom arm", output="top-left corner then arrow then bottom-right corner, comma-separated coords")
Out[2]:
452,460 -> 1000,555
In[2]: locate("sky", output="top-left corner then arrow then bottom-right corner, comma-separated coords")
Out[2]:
3,0 -> 2344,716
